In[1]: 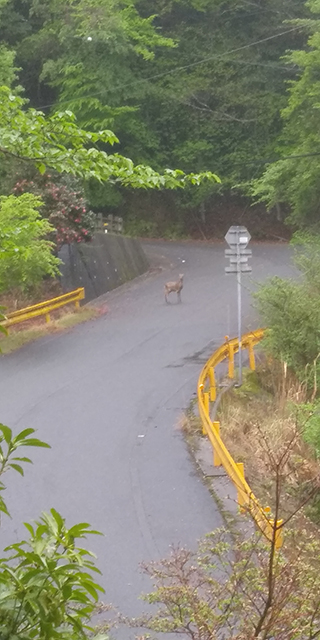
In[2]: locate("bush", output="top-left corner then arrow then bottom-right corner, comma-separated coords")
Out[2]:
297,400 -> 320,459
13,174 -> 96,248
0,193 -> 61,294
255,275 -> 320,377
292,231 -> 320,295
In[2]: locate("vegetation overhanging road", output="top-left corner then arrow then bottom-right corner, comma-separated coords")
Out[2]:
0,240 -> 296,616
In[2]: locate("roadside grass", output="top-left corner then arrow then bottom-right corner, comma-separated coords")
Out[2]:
182,362 -> 320,531
0,279 -> 63,313
217,366 -> 320,525
0,306 -> 102,355
179,402 -> 203,453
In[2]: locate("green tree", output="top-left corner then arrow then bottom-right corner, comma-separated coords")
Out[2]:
36,0 -> 175,128
0,86 -> 219,188
251,0 -> 320,229
0,0 -> 304,193
255,276 -> 320,375
0,192 -> 61,294
254,234 -> 320,381
132,0 -> 304,178
0,0 -> 20,87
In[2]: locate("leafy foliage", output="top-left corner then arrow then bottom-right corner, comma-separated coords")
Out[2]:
0,192 -> 61,294
0,307 -> 7,337
36,0 -> 176,128
0,423 -> 107,640
296,400 -> 320,459
0,86 -> 220,189
254,235 -> 320,381
0,0 -> 307,229
0,424 -> 50,517
27,0 -> 304,179
13,175 -> 96,248
0,510 -> 104,640
128,526 -> 320,640
255,276 -> 320,374
251,0 -> 320,227
0,45 -> 17,86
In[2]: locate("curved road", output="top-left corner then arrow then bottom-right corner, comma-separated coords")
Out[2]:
0,241 -> 295,617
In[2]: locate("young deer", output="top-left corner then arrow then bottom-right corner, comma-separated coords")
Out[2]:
164,274 -> 184,304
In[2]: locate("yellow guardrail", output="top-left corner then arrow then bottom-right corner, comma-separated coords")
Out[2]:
2,288 -> 85,328
198,329 -> 283,548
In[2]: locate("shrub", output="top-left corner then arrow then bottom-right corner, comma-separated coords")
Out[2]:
0,193 -> 61,294
255,276 -> 320,377
13,174 -> 96,248
297,400 -> 320,459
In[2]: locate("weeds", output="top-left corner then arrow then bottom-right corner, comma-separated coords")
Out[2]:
215,364 -> 320,525
0,307 -> 100,354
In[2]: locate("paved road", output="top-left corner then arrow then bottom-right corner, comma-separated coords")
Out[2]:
0,241 -> 295,618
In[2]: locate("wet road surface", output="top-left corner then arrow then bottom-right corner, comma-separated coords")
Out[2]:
0,241 -> 295,616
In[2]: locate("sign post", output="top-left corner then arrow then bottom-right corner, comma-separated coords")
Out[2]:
225,226 -> 252,386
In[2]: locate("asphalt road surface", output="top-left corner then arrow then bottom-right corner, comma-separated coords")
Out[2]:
0,241 -> 296,619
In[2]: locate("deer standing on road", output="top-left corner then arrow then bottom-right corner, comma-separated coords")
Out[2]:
164,274 -> 184,304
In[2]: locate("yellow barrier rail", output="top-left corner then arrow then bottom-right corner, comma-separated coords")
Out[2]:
198,329 -> 283,548
2,288 -> 85,328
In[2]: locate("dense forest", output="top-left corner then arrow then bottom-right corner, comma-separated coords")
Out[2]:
0,0 -> 320,237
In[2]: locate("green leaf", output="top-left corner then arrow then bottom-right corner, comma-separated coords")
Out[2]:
50,508 -> 64,529
0,498 -> 10,517
14,428 -> 36,441
68,523 -> 103,537
81,581 -> 99,601
37,162 -> 46,174
8,463 -> 24,476
23,522 -> 35,537
18,438 -> 50,448
0,424 -> 12,444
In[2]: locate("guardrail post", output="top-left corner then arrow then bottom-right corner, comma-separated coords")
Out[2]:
228,342 -> 235,378
236,462 -> 246,512
199,384 -> 206,435
212,421 -> 222,466
204,392 -> 210,415
263,510 -> 283,549
203,392 -> 210,437
275,520 -> 283,549
247,338 -> 256,371
209,367 -> 216,401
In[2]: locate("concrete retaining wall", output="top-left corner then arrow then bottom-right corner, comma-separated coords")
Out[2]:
58,233 -> 149,302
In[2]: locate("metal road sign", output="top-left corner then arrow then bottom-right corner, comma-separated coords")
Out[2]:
225,225 -> 251,249
225,264 -> 252,273
225,248 -> 252,256
224,248 -> 252,273
224,225 -> 252,386
225,253 -> 252,263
